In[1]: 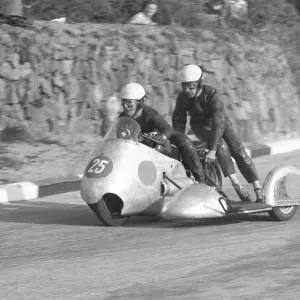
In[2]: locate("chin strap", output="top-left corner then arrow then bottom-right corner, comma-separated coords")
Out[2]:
193,86 -> 202,101
194,68 -> 204,100
132,96 -> 146,119
133,107 -> 143,119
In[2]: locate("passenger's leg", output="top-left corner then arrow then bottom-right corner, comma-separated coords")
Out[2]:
192,125 -> 253,202
223,120 -> 264,203
192,125 -> 236,178
169,133 -> 205,183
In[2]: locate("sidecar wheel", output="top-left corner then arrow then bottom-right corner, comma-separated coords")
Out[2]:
88,193 -> 130,226
204,161 -> 223,189
269,206 -> 297,222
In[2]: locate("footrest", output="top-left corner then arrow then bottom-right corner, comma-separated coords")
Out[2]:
228,201 -> 273,214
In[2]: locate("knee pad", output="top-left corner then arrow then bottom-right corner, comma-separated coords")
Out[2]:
217,140 -> 231,159
237,146 -> 252,165
242,152 -> 253,165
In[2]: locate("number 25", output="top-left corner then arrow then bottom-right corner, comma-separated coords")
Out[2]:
88,159 -> 109,174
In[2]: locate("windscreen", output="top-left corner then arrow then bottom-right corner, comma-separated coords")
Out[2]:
102,116 -> 142,142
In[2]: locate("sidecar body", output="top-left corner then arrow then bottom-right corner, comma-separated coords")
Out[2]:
80,117 -> 300,226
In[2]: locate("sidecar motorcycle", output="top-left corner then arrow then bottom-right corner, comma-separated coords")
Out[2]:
80,116 -> 300,226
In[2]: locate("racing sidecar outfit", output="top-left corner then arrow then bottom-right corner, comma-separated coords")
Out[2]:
120,106 -> 206,182
172,84 -> 260,184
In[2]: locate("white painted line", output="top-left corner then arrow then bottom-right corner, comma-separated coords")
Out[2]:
77,174 -> 84,179
3,203 -> 44,208
270,139 -> 300,155
0,189 -> 9,203
10,182 -> 39,200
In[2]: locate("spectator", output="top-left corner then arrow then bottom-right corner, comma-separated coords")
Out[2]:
203,0 -> 230,27
129,0 -> 158,25
204,0 -> 225,15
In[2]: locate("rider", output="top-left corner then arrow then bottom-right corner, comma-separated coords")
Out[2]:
119,82 -> 206,183
172,64 -> 264,203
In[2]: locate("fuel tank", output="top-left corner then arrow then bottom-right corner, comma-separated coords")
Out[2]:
160,183 -> 227,220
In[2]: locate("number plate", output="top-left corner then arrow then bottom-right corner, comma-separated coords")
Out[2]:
84,155 -> 113,179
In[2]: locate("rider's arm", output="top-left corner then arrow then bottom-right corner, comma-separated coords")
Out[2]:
209,89 -> 226,151
145,107 -> 174,139
172,93 -> 187,133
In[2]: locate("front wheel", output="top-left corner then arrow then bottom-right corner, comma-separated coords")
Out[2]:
269,206 -> 298,221
88,193 -> 130,226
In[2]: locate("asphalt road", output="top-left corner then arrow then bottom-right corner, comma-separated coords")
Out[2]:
1,149 -> 300,300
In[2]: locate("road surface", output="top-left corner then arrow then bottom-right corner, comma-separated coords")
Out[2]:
1,150 -> 300,300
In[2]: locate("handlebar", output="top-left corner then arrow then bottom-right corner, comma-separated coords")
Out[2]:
139,132 -> 165,146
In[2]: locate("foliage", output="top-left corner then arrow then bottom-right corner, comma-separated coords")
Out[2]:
22,0 -> 299,29
22,0 -> 203,25
247,0 -> 299,29
0,0 -> 22,15
19,0 -> 300,88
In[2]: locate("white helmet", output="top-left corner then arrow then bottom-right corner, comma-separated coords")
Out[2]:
180,64 -> 203,83
121,82 -> 146,100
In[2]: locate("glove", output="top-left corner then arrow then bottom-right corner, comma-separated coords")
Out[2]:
153,133 -> 167,145
153,133 -> 172,155
205,150 -> 217,163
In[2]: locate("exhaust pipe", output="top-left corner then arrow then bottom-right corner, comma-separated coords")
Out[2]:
161,177 -> 193,196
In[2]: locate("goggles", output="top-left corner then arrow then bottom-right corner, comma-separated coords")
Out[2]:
181,82 -> 198,91
121,99 -> 139,106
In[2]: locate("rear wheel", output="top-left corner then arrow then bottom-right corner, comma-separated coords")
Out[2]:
193,141 -> 223,189
267,174 -> 298,221
88,193 -> 130,226
204,161 -> 223,189
269,206 -> 297,221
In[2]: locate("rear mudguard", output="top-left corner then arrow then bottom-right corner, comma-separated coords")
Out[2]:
263,165 -> 300,207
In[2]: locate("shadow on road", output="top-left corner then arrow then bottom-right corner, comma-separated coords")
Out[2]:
0,200 -> 272,228
0,201 -> 101,227
125,213 -> 272,229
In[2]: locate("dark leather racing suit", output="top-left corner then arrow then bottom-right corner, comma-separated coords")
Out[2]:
172,85 -> 259,183
120,106 -> 205,182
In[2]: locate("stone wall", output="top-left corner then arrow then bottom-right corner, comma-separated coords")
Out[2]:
0,21 -> 299,142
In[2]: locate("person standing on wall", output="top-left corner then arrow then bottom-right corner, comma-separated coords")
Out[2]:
128,0 -> 158,25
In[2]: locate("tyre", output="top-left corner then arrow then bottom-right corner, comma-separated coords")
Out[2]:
195,142 -> 223,189
88,193 -> 130,226
265,170 -> 299,221
204,161 -> 223,190
269,206 -> 297,221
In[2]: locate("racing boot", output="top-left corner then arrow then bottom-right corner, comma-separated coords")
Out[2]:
254,187 -> 264,203
233,183 -> 252,202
